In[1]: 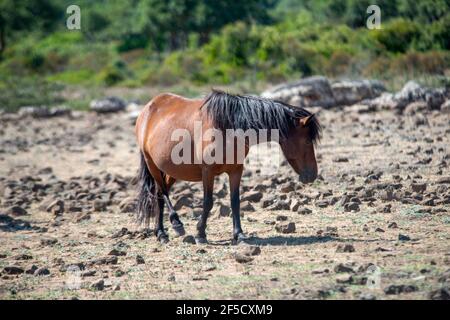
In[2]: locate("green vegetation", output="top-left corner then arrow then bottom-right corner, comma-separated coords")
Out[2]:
0,0 -> 449,110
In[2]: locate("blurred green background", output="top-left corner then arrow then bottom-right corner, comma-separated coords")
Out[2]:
0,0 -> 449,111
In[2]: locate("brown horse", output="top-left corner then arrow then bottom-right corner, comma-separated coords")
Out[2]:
135,89 -> 321,244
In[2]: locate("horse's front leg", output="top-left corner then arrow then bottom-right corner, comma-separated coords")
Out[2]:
229,168 -> 247,242
195,168 -> 214,244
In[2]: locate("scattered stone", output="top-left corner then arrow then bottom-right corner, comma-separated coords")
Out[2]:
333,157 -> 349,163
344,202 -> 360,212
297,207 -> 312,215
90,279 -> 105,291
40,238 -> 58,246
336,243 -> 355,253
429,286 -> 450,300
216,204 -> 231,217
234,253 -> 254,264
359,293 -> 377,300
109,249 -> 127,256
241,201 -> 255,212
90,256 -> 118,266
399,234 -> 411,241
3,266 -> 25,275
276,215 -> 288,221
388,222 -> 398,229
6,206 -> 28,217
14,254 -> 33,261
183,235 -> 196,244
242,191 -> 263,203
384,284 -> 418,295
241,245 -> 261,256
90,97 -> 126,113
34,267 -> 50,276
275,222 -> 296,234
46,199 -> 64,215
411,183 -> 427,193
336,274 -> 353,284
334,263 -> 355,274
136,255 -> 145,265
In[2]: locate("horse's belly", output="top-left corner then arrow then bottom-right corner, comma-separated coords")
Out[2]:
158,162 -> 203,181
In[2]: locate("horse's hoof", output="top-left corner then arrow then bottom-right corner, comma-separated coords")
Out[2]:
157,231 -> 169,244
172,223 -> 186,237
195,237 -> 208,245
234,233 -> 250,245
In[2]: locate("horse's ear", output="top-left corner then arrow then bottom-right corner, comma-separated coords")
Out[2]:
299,114 -> 315,127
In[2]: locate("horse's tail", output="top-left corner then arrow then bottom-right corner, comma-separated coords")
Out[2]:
136,151 -> 157,226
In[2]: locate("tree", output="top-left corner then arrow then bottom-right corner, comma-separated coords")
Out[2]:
0,0 -> 60,55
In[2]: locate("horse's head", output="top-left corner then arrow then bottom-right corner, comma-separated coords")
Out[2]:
280,114 -> 321,184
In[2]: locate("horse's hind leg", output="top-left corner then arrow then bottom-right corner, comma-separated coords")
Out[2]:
156,193 -> 169,243
161,175 -> 186,237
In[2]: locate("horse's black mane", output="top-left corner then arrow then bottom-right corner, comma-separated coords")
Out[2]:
201,89 -> 321,143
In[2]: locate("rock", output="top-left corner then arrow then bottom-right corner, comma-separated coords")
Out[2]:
174,195 -> 193,210
334,263 -> 355,274
34,267 -> 50,276
441,100 -> 450,113
429,286 -> 450,300
275,222 -> 296,234
135,255 -> 145,265
276,215 -> 288,221
40,238 -> 58,246
297,207 -> 312,215
119,198 -> 136,213
46,200 -> 64,215
332,156 -> 349,163
26,265 -> 38,274
14,254 -> 33,260
290,199 -> 301,212
3,266 -> 25,275
6,206 -> 28,217
183,235 -> 196,244
261,76 -> 335,108
359,293 -> 377,300
90,256 -> 118,266
241,201 -> 255,212
93,199 -> 109,212
216,204 -> 231,217
437,176 -> 450,184
399,234 -> 411,241
234,253 -> 254,264
336,274 -> 353,284
241,245 -> 261,256
384,284 -> 418,295
411,183 -> 427,193
242,191 -> 263,203
109,249 -> 126,256
336,243 -> 355,253
18,106 -> 51,118
90,97 -> 126,113
344,202 -> 360,212
269,200 -> 291,211
331,79 -> 385,106
388,222 -> 398,229
90,279 -> 105,291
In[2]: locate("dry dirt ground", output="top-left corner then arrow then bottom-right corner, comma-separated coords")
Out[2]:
0,105 -> 449,300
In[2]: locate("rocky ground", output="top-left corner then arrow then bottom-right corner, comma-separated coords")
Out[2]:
0,97 -> 449,300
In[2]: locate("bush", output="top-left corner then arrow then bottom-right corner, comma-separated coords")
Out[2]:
371,18 -> 420,53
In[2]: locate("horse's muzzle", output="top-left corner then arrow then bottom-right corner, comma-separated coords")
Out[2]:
299,168 -> 317,184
